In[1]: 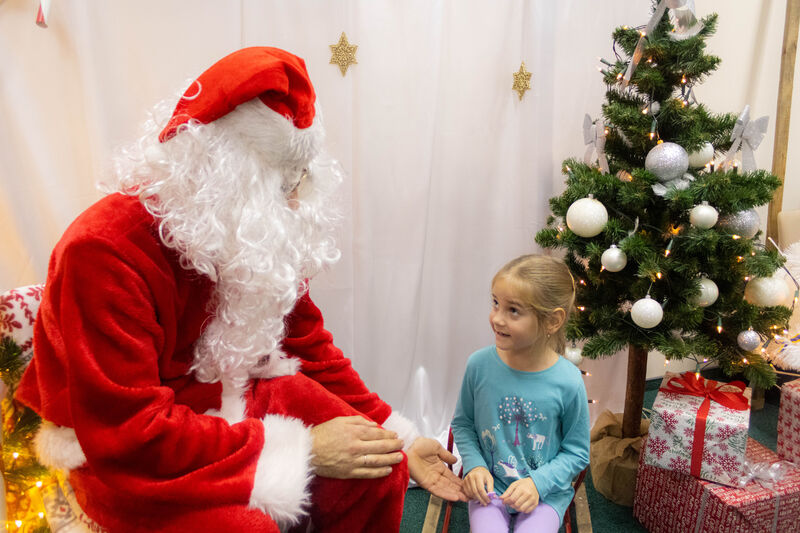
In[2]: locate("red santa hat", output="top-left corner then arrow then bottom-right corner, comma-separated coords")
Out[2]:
159,47 -> 317,142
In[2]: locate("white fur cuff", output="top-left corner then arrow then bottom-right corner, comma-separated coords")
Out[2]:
383,412 -> 421,452
34,422 -> 88,471
248,415 -> 314,529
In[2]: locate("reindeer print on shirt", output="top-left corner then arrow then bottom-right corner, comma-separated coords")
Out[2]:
487,395 -> 548,481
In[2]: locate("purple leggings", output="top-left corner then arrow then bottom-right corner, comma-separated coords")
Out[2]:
468,492 -> 560,533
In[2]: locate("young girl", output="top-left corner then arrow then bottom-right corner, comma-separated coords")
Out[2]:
452,254 -> 590,533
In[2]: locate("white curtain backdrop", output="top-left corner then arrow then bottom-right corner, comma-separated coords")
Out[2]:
2,0 -> 798,443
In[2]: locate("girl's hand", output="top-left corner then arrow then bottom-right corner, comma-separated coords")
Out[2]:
500,477 -> 539,513
463,466 -> 494,505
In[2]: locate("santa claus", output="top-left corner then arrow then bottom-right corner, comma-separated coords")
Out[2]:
15,47 -> 463,532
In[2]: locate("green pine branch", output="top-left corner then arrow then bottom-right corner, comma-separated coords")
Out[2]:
1,336 -> 27,393
534,5 -> 789,392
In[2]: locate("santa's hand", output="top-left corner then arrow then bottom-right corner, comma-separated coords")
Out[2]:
407,437 -> 467,502
310,416 -> 404,479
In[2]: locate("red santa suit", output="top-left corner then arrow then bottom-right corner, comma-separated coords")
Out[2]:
15,48 -> 418,533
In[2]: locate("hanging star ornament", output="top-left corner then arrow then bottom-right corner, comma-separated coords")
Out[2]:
512,62 -> 532,100
330,32 -> 358,76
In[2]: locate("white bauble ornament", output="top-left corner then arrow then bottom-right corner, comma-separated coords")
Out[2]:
687,142 -> 715,168
601,244 -> 628,272
689,201 -> 718,229
737,329 -> 761,351
631,295 -> 664,328
650,101 -> 661,115
691,277 -> 719,307
564,346 -> 583,365
645,142 -> 689,182
566,195 -> 608,238
718,209 -> 760,239
744,274 -> 792,307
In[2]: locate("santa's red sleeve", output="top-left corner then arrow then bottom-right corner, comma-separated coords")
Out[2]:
281,291 -> 420,447
15,227 -> 312,529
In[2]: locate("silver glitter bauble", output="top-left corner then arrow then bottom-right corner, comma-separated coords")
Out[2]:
631,295 -> 663,328
718,209 -> 760,239
687,142 -> 715,168
645,142 -> 689,182
564,346 -> 583,365
737,329 -> 761,351
601,244 -> 628,272
689,201 -> 718,229
566,196 -> 608,237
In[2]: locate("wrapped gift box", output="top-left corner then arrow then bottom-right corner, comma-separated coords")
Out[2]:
635,437 -> 800,533
777,378 -> 800,464
643,371 -> 751,486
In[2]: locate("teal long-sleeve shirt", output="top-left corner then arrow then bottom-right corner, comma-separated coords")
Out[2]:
451,346 -> 590,522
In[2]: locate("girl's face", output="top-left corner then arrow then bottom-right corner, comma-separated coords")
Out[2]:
489,276 -> 545,357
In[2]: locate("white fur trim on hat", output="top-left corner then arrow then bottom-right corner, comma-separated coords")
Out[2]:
383,412 -> 421,452
248,414 -> 314,528
215,99 -> 325,192
34,421 -> 87,471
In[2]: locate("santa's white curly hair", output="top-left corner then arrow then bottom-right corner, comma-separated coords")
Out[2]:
100,95 -> 342,388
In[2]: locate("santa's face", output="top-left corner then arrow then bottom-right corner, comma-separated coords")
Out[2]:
109,97 -> 340,385
286,168 -> 310,209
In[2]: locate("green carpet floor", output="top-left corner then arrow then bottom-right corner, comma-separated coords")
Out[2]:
400,369 -> 784,533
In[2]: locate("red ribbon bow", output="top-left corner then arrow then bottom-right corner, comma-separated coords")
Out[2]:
659,372 -> 749,477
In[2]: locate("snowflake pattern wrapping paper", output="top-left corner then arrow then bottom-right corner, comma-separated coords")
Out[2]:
643,371 -> 751,487
0,284 -> 44,356
635,437 -> 800,533
777,378 -> 800,464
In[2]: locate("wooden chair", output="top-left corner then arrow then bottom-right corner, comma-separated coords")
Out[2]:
563,467 -> 588,533
441,428 -> 588,533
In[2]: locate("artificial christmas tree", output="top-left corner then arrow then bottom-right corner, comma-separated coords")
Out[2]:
535,2 -> 792,449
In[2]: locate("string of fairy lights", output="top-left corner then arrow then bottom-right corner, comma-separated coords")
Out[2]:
559,181 -> 798,379
554,19 -> 800,381
556,202 -> 799,376
1,336 -> 51,532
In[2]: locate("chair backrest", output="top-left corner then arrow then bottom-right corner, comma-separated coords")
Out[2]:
0,284 -> 45,365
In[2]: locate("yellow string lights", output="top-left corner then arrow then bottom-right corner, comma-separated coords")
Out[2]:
1,340 -> 52,531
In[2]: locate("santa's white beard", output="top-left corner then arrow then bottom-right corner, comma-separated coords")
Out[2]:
180,178 -> 340,387
102,98 -> 341,387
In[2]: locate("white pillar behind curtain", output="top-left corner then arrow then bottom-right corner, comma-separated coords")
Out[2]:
2,1 -> 796,446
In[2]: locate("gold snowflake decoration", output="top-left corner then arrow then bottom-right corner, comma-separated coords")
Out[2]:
330,32 -> 358,76
512,62 -> 532,100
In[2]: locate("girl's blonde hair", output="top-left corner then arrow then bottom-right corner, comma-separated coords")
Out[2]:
492,254 -> 576,354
